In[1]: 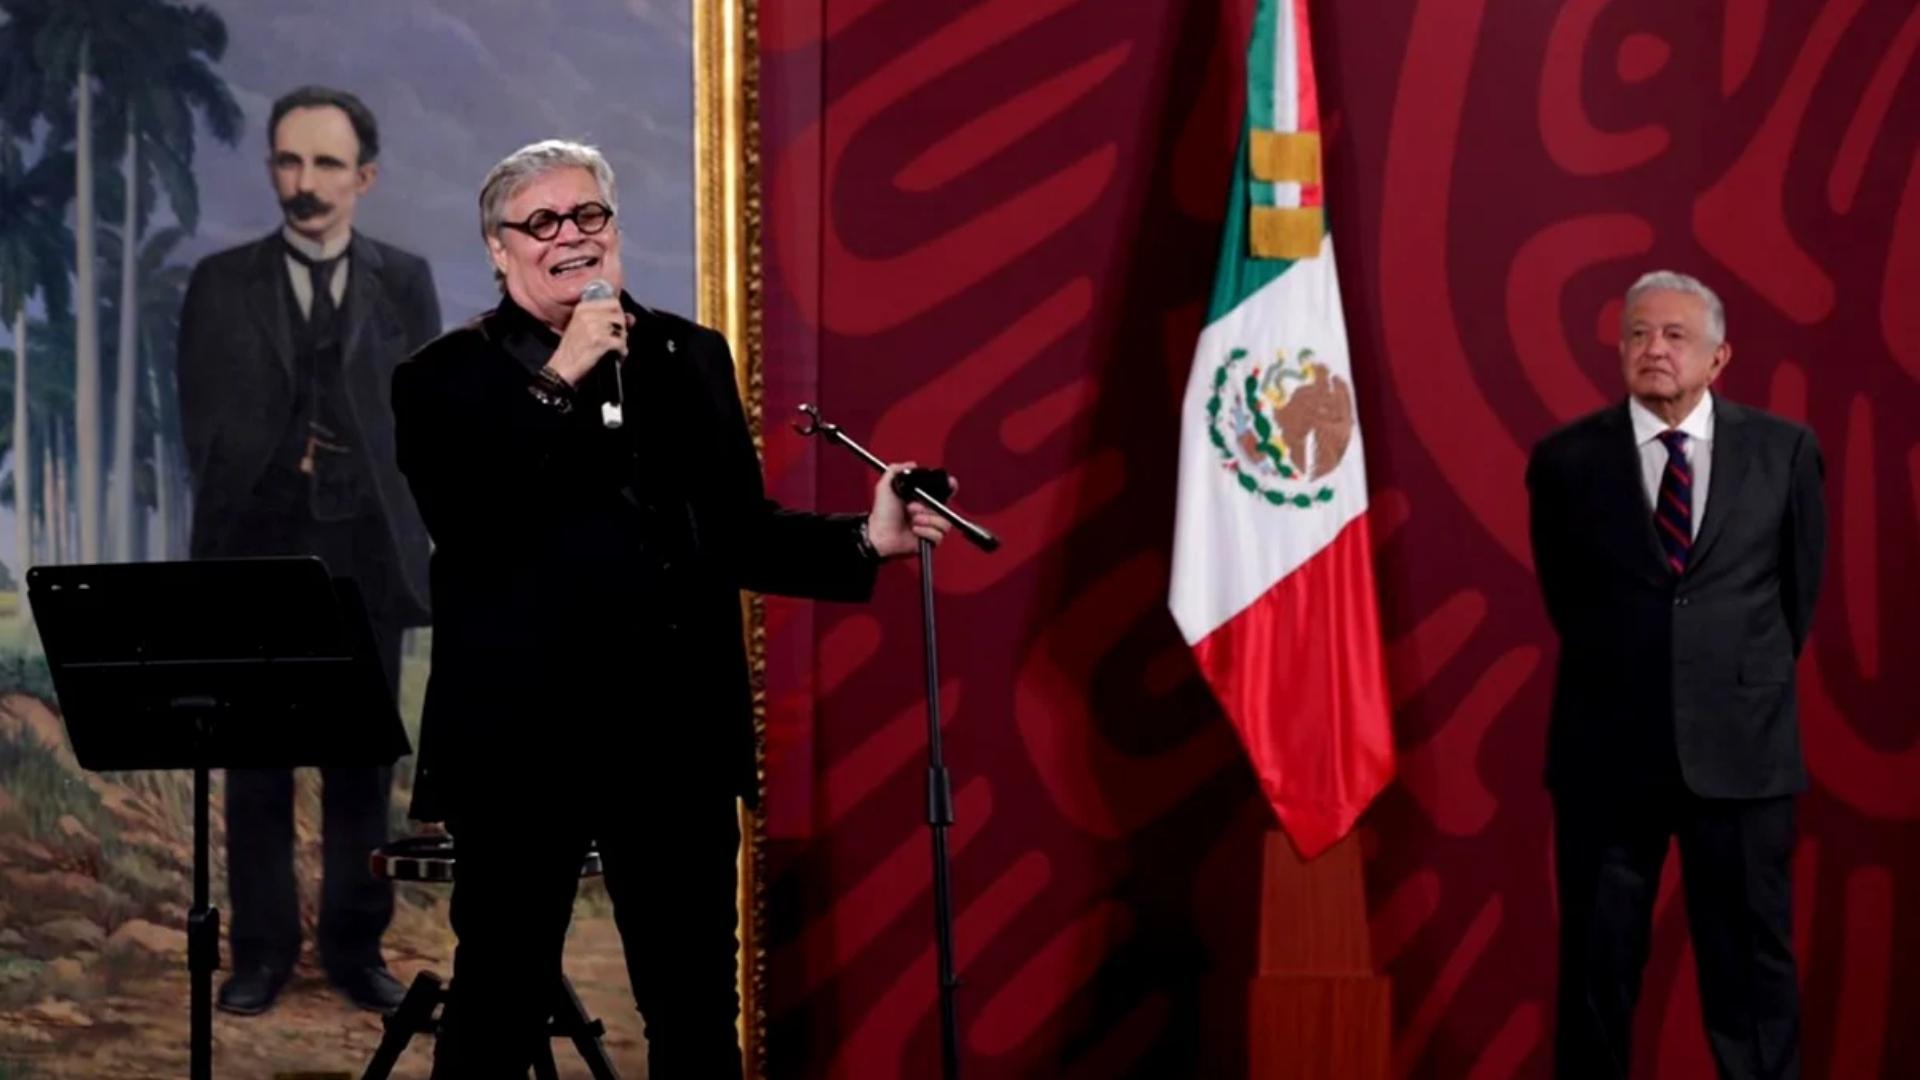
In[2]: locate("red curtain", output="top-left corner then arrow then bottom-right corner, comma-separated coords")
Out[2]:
759,1 -> 1920,1075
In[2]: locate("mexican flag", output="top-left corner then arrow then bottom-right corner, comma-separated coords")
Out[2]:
1168,0 -> 1394,859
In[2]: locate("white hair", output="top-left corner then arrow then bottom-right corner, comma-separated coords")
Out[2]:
477,139 -> 618,241
1622,270 -> 1726,345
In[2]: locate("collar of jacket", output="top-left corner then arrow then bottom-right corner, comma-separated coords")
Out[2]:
484,292 -> 564,376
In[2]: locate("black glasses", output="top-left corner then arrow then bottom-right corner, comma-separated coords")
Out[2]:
500,201 -> 614,241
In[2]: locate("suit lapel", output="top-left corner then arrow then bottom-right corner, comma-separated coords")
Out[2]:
341,232 -> 391,373
625,300 -> 685,454
1686,396 -> 1748,571
244,235 -> 295,379
1598,403 -> 1670,584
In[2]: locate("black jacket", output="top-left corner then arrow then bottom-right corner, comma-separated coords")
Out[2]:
177,230 -> 440,623
392,293 -> 876,818
1526,397 -> 1826,798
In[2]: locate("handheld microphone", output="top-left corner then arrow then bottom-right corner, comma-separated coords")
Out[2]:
581,278 -> 624,429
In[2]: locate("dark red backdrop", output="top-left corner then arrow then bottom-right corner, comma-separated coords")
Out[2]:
755,1 -> 1920,1075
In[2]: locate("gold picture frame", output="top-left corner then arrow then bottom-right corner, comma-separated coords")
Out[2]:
693,0 -> 767,1074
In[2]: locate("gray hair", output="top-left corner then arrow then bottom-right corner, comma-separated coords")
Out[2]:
1623,270 -> 1726,345
477,139 -> 619,242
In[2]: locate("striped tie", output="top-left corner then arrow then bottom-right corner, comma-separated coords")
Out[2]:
1654,430 -> 1692,574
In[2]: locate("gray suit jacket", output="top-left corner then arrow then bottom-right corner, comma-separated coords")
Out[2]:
1526,397 -> 1826,797
176,230 -> 440,624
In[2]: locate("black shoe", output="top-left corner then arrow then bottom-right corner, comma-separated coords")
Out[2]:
329,962 -> 407,1013
217,963 -> 291,1016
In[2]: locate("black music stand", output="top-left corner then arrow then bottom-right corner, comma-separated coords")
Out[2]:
27,557 -> 410,1080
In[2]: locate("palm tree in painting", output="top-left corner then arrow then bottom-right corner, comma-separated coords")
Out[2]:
98,224 -> 193,559
17,0 -> 102,563
0,144 -> 73,581
20,0 -> 238,563
6,314 -> 76,566
0,0 -> 65,577
95,3 -> 238,561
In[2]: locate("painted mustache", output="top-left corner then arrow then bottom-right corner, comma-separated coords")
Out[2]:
281,192 -> 333,219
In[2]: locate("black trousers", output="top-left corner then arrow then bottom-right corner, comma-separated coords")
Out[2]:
225,615 -> 402,974
1552,786 -> 1800,1080
220,474 -> 411,973
430,756 -> 744,1080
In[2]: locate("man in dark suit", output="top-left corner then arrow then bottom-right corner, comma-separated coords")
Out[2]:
1527,270 -> 1826,1079
393,139 -> 952,1079
176,86 -> 440,1015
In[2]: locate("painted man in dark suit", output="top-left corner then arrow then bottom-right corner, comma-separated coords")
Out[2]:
1527,271 -> 1826,1079
176,86 -> 440,1015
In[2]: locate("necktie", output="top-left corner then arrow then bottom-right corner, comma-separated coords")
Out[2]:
1654,429 -> 1692,574
284,245 -> 342,348
283,245 -> 348,491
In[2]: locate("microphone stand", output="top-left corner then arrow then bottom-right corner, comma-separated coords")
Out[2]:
793,404 -> 998,1080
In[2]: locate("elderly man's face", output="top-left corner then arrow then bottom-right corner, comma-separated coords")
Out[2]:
487,166 -> 624,330
1619,289 -> 1730,412
269,105 -> 375,245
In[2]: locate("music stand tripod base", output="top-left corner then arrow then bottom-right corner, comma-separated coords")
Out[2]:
359,835 -> 621,1080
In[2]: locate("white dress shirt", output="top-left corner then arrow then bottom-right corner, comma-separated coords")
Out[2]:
282,226 -> 350,318
1629,391 -> 1713,539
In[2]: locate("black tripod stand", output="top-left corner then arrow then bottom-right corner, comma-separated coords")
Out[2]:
794,404 -> 998,1080
357,835 -> 621,1078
